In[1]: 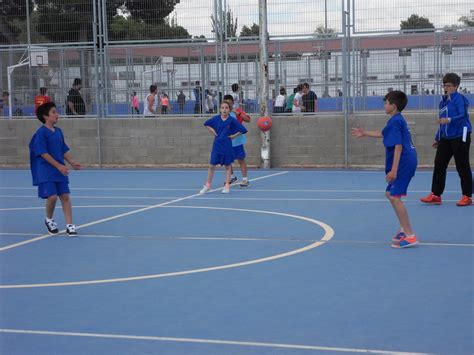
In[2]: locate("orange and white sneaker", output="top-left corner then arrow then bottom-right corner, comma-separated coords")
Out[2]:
420,193 -> 442,205
391,235 -> 418,249
456,195 -> 472,207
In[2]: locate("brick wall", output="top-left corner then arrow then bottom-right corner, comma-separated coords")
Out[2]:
1,112 -> 472,168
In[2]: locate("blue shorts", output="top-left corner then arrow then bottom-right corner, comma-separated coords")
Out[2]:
386,176 -> 413,197
38,182 -> 70,199
232,145 -> 246,160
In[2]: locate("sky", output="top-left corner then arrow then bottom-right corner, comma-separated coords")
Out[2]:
171,0 -> 473,38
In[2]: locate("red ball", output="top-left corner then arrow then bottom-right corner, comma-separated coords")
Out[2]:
257,116 -> 273,132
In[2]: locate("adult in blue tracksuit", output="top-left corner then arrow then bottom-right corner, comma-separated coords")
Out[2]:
421,73 -> 472,206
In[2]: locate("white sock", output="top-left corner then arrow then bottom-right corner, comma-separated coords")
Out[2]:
242,177 -> 248,182
46,217 -> 53,222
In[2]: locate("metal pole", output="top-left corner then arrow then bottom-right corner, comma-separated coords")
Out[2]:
341,0 -> 349,168
259,0 -> 270,168
93,0 -> 102,167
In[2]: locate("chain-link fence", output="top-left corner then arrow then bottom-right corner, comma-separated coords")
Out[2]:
1,0 -> 473,118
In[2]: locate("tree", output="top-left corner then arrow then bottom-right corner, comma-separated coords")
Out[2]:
240,23 -> 259,38
211,8 -> 238,41
0,0 -> 34,44
35,0 -> 124,43
400,14 -> 435,33
314,25 -> 337,39
125,0 -> 180,25
458,15 -> 474,27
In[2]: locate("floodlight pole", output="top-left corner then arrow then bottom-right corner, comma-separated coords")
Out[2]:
258,0 -> 270,168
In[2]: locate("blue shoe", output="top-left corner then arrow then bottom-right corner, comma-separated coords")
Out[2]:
391,235 -> 418,249
391,231 -> 406,244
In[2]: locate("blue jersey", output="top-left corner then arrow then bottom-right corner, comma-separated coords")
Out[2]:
382,113 -> 417,176
29,126 -> 70,185
436,92 -> 471,140
204,114 -> 247,166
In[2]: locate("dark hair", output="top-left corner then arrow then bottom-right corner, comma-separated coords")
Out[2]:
223,94 -> 234,102
2,91 -> 9,97
442,73 -> 461,87
36,102 -> 56,123
39,87 -> 47,95
280,87 -> 286,95
303,82 -> 310,89
132,91 -> 136,95
149,84 -> 157,93
296,84 -> 304,92
195,80 -> 200,85
231,83 -> 239,92
73,78 -> 81,86
293,88 -> 298,94
383,90 -> 408,112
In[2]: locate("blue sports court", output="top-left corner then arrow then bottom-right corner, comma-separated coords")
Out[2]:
0,168 -> 472,355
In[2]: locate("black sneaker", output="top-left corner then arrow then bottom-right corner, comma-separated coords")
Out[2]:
45,219 -> 59,235
66,225 -> 77,236
225,176 -> 238,186
240,180 -> 250,188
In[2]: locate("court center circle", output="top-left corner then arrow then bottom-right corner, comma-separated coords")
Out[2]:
0,205 -> 335,289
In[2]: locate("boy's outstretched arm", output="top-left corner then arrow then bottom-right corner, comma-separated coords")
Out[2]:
351,127 -> 383,138
64,152 -> 81,170
41,153 -> 68,176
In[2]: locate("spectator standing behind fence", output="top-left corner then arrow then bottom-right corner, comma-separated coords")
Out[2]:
230,83 -> 241,110
131,92 -> 139,115
160,93 -> 170,114
66,78 -> 85,116
0,91 -> 9,117
177,90 -> 186,114
34,87 -> 51,115
273,87 -> 286,113
285,88 -> 296,113
292,84 -> 304,114
143,85 -> 159,117
194,81 -> 203,114
302,82 -> 318,112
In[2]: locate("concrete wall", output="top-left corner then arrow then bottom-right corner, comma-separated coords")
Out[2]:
1,112 -> 473,168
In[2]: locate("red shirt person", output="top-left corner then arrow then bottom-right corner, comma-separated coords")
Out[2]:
34,87 -> 51,115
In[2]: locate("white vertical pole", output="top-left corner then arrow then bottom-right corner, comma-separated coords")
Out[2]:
259,0 -> 270,168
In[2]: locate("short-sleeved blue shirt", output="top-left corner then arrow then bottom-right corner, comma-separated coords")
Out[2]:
29,126 -> 70,185
204,114 -> 247,166
382,113 -> 417,177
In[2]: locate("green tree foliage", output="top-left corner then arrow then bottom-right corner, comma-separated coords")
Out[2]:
109,16 -> 190,41
400,14 -> 435,33
34,0 -> 123,43
211,8 -> 238,40
314,25 -> 337,38
0,0 -> 34,44
240,23 -> 259,39
458,15 -> 474,27
125,0 -> 180,25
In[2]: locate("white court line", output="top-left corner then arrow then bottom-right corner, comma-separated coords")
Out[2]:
0,188 -> 464,193
0,205 -> 334,288
0,171 -> 288,252
1,232 -> 471,248
0,328 -> 430,354
0,195 -> 469,203
0,205 -> 150,211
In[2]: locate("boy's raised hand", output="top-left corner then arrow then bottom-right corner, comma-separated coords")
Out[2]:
351,127 -> 365,138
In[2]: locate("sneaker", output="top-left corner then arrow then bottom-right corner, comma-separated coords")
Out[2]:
391,231 -> 406,244
240,179 -> 250,188
420,193 -> 442,205
199,184 -> 211,194
222,186 -> 230,194
456,195 -> 472,207
225,176 -> 238,186
391,235 -> 418,249
66,224 -> 77,236
45,219 -> 59,235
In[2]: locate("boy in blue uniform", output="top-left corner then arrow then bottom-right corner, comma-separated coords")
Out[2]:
352,91 -> 418,248
199,101 -> 247,194
420,73 -> 472,206
30,102 -> 81,236
223,94 -> 251,187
